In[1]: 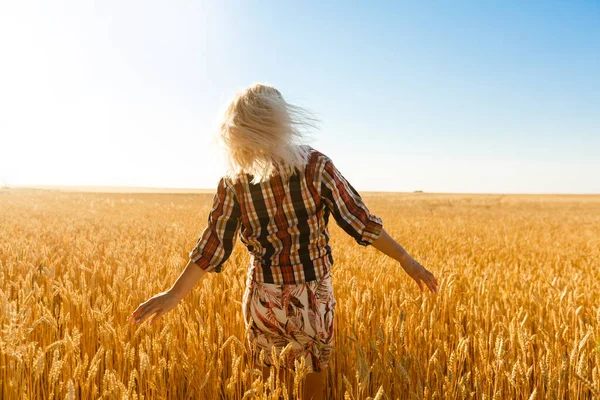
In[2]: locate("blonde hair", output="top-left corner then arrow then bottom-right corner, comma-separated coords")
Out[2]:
218,83 -> 319,184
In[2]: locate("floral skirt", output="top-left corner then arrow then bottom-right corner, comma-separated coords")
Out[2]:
242,271 -> 337,373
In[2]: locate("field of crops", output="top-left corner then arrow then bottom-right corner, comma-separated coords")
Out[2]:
1,188 -> 599,399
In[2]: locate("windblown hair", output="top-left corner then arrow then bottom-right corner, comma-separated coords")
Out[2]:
219,83 -> 319,184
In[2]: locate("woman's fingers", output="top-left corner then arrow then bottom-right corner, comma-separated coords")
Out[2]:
129,306 -> 147,323
140,299 -> 163,322
130,299 -> 161,324
135,305 -> 159,324
415,270 -> 438,293
129,306 -> 143,322
401,256 -> 440,293
425,277 -> 438,293
129,298 -> 152,321
427,270 -> 439,286
421,277 -> 432,292
414,277 -> 424,292
425,273 -> 438,293
129,291 -> 180,326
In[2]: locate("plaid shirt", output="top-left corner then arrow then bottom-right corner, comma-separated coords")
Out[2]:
189,147 -> 383,285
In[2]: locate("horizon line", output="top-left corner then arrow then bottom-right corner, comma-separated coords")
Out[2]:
4,184 -> 599,196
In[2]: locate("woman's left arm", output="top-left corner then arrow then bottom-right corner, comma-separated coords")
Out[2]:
129,178 -> 240,326
128,260 -> 207,325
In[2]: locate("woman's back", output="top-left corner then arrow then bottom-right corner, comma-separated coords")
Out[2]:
189,146 -> 383,284
233,147 -> 333,284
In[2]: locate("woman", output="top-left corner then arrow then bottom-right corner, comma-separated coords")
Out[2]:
128,83 -> 439,399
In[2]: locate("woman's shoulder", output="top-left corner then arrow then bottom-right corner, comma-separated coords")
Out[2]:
303,147 -> 334,186
303,145 -> 331,166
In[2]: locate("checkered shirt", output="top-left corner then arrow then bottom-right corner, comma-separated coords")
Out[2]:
189,147 -> 383,284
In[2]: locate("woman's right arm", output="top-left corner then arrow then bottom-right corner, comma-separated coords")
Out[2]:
371,229 -> 439,293
316,153 -> 439,293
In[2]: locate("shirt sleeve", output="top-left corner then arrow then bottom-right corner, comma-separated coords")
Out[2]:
189,177 -> 241,273
318,156 -> 383,246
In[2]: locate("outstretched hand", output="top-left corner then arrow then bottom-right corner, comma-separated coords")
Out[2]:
128,290 -> 182,326
371,228 -> 440,293
400,255 -> 439,293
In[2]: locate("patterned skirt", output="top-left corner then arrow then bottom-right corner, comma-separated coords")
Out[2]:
242,271 -> 337,373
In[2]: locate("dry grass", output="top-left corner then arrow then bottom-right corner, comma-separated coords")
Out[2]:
1,188 -> 599,399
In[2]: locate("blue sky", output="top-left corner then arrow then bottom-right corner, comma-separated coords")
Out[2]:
1,1 -> 598,193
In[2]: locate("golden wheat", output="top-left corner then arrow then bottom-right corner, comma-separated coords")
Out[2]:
1,189 -> 599,399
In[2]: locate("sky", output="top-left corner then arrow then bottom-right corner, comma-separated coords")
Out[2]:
1,1 -> 599,194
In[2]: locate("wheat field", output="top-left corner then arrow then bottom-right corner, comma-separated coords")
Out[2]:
1,188 -> 599,399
